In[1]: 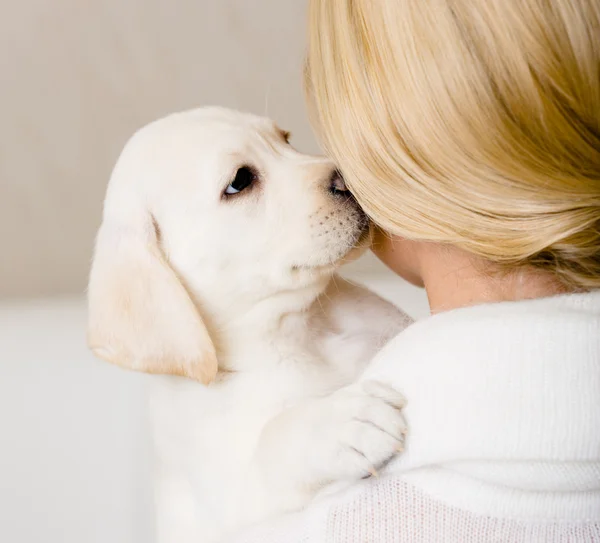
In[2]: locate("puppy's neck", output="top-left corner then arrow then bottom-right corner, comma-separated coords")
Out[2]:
197,276 -> 333,372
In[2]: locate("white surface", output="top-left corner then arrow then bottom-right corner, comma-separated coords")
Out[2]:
0,300 -> 155,543
0,267 -> 428,543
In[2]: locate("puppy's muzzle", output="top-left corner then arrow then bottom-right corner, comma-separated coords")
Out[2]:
327,169 -> 369,230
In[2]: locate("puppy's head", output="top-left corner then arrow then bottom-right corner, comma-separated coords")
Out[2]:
88,107 -> 370,383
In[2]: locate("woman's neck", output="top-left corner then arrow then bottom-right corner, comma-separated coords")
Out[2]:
419,245 -> 570,314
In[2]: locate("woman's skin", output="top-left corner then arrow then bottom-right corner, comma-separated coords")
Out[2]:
373,231 -> 570,314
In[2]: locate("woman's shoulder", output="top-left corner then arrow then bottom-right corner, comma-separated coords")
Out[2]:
372,289 -> 600,370
359,290 -> 600,493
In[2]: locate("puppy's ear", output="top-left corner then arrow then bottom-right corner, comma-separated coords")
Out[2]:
87,200 -> 218,384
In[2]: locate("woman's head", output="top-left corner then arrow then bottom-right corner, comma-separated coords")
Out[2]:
305,0 -> 600,290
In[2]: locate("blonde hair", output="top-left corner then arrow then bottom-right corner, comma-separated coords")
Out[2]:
305,0 -> 600,289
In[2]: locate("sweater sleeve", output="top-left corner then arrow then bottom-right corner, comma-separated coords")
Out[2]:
226,474 -> 600,543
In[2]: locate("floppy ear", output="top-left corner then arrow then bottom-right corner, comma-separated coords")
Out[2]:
87,198 -> 218,384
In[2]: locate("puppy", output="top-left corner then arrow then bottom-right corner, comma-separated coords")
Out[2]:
87,107 -> 412,543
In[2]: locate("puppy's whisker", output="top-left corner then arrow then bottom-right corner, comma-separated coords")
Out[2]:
264,81 -> 272,116
330,275 -> 342,294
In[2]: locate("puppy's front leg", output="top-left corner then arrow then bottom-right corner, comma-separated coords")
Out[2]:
239,380 -> 406,524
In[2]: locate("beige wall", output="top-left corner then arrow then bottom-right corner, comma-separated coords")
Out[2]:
1,0 -> 320,299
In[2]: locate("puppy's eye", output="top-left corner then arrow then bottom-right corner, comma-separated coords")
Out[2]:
224,166 -> 256,195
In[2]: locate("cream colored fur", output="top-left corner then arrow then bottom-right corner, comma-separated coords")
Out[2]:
88,107 -> 412,543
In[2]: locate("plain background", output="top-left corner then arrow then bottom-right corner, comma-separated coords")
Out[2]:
0,1 -> 429,542
2,0 -> 318,299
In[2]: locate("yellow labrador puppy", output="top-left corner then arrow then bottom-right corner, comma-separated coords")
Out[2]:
88,107 -> 412,543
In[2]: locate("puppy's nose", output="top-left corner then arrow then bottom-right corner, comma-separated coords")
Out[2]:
329,169 -> 349,196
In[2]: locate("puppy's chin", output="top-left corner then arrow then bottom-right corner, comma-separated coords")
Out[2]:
291,223 -> 373,279
338,223 -> 373,265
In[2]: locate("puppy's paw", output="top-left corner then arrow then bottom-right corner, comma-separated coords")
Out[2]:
255,380 -> 406,507
308,380 -> 407,482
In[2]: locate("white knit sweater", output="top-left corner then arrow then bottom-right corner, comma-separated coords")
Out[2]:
229,291 -> 600,542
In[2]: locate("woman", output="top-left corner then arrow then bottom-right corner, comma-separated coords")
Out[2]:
233,1 -> 600,541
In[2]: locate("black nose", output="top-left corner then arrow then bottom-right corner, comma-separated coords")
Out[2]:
329,169 -> 349,196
